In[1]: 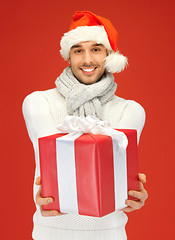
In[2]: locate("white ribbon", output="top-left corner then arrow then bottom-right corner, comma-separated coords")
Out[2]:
56,116 -> 128,214
57,115 -> 128,150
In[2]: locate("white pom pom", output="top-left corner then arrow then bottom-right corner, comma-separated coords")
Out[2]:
104,51 -> 128,73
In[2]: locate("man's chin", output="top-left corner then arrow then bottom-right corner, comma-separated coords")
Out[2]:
71,68 -> 105,85
78,75 -> 98,85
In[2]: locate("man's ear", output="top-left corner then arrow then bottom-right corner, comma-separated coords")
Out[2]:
68,58 -> 71,64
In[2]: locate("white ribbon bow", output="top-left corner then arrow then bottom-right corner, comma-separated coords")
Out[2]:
57,115 -> 128,149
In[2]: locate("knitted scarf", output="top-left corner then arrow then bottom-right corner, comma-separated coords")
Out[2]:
55,66 -> 117,119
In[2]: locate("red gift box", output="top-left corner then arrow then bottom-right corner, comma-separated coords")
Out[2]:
39,129 -> 139,217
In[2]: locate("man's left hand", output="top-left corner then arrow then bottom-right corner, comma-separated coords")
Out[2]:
120,173 -> 148,213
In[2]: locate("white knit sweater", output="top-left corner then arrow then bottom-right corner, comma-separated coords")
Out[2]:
22,87 -> 146,240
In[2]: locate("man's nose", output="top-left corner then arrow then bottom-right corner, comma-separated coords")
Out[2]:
83,51 -> 93,65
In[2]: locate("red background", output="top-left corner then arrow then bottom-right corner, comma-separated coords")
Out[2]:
1,0 -> 175,239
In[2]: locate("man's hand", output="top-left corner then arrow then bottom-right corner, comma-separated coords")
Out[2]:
35,177 -> 67,217
120,173 -> 148,213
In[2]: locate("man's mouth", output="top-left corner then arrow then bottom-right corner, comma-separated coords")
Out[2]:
81,67 -> 97,74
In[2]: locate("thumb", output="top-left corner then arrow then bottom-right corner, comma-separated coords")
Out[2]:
138,173 -> 146,183
35,177 -> 41,185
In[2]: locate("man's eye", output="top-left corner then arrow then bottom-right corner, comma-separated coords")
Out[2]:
93,48 -> 100,52
75,49 -> 82,53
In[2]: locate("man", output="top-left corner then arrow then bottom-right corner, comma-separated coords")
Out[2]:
23,11 -> 148,240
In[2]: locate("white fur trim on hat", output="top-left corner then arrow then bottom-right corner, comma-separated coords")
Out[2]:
60,25 -> 128,73
60,26 -> 111,59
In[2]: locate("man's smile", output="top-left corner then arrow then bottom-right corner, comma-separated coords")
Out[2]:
80,67 -> 97,75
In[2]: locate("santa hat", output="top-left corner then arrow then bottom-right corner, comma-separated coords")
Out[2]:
60,11 -> 128,73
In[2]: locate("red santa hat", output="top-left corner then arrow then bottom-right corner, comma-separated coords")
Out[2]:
60,11 -> 128,73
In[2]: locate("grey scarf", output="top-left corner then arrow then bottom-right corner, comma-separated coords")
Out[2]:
55,66 -> 117,119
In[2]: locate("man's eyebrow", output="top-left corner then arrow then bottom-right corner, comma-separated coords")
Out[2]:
92,43 -> 104,47
71,44 -> 82,49
71,43 -> 104,49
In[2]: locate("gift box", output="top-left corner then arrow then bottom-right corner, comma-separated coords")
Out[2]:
38,128 -> 139,217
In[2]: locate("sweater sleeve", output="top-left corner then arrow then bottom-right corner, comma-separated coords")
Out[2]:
117,100 -> 146,144
22,91 -> 61,204
22,91 -> 59,144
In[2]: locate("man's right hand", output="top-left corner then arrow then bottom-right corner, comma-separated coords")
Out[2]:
35,177 -> 67,217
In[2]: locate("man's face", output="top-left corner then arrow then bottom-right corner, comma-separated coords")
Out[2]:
68,41 -> 107,85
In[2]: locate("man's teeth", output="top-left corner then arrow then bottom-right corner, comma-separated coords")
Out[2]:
82,68 -> 95,72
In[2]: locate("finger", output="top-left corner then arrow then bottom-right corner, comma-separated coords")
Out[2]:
119,206 -> 134,213
139,181 -> 145,191
138,173 -> 146,183
40,206 -> 67,217
35,177 -> 41,185
36,187 -> 54,206
125,199 -> 144,210
129,190 -> 148,201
